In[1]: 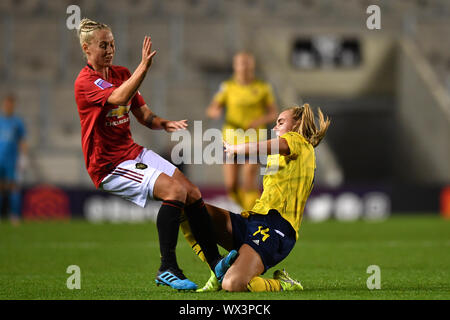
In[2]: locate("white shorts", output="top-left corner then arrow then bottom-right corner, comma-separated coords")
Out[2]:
100,148 -> 177,208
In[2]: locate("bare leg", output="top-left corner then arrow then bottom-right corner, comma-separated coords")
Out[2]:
241,163 -> 259,192
240,163 -> 261,210
171,169 -> 202,205
153,168 -> 206,204
152,172 -> 187,202
223,163 -> 242,206
221,244 -> 265,292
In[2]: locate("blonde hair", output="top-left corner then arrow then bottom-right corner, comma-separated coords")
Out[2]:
234,51 -> 254,61
287,104 -> 330,148
77,18 -> 111,56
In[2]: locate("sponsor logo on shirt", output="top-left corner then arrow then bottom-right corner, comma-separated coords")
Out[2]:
94,78 -> 113,90
106,117 -> 130,127
106,105 -> 130,118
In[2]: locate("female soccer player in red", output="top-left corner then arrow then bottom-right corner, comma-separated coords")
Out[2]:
197,104 -> 330,292
74,18 -> 236,291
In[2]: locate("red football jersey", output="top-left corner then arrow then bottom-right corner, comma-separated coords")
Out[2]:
74,64 -> 145,188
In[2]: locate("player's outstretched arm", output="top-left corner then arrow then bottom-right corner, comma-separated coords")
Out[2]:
224,138 -> 290,157
107,36 -> 156,106
247,102 -> 279,129
206,100 -> 223,119
132,104 -> 188,132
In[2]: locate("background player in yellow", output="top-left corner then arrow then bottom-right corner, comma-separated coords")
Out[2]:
192,104 -> 330,292
206,52 -> 278,211
180,53 -> 278,273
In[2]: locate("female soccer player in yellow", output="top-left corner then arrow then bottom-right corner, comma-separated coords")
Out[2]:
206,52 -> 278,211
196,103 -> 330,292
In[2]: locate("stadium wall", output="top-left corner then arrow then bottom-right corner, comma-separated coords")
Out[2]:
2,183 -> 444,223
396,39 -> 450,184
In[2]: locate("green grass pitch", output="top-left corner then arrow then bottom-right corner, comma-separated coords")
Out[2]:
1,215 -> 449,300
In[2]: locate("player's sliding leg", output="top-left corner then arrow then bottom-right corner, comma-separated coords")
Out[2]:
172,170 -> 238,282
239,188 -> 260,211
180,200 -> 241,292
247,276 -> 281,292
153,173 -> 197,290
196,270 -> 220,293
196,204 -> 238,292
182,204 -> 238,285
179,211 -> 222,293
240,163 -> 261,211
247,269 -> 303,292
221,244 -> 265,292
229,189 -> 243,208
179,212 -> 207,262
179,213 -> 224,292
180,202 -> 236,292
195,249 -> 238,293
221,245 -> 303,292
273,269 -> 303,291
184,197 -> 222,269
223,163 -> 243,208
180,207 -> 238,288
180,202 -> 235,264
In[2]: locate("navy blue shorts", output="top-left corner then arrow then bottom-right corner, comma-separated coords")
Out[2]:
229,210 -> 296,274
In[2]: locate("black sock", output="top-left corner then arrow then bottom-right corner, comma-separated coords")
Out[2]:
157,200 -> 184,272
184,198 -> 221,270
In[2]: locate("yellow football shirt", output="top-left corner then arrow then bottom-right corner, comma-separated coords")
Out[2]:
244,132 -> 316,239
213,78 -> 275,144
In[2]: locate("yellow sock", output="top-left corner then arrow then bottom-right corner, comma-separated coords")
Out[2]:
247,277 -> 282,292
241,189 -> 260,211
180,212 -> 207,263
229,189 -> 244,208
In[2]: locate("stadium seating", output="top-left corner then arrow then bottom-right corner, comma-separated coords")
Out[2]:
1,0 -> 449,186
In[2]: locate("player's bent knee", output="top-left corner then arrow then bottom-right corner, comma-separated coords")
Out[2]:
222,275 -> 248,292
165,180 -> 187,203
187,185 -> 202,202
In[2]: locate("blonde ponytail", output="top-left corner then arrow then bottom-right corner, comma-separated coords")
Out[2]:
288,104 -> 330,148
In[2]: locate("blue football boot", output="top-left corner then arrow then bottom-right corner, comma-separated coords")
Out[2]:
214,250 -> 239,283
155,268 -> 198,291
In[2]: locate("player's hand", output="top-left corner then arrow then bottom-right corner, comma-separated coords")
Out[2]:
223,140 -> 236,157
163,120 -> 188,132
141,36 -> 157,70
247,119 -> 261,129
245,118 -> 264,130
206,105 -> 222,120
